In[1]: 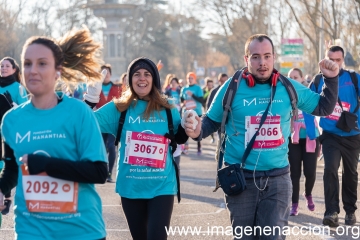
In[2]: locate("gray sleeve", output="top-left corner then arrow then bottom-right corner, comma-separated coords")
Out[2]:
311,75 -> 338,116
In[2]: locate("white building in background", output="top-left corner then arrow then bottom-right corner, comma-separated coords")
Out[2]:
87,0 -> 167,82
88,0 -> 138,82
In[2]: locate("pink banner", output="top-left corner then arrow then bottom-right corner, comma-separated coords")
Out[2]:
281,38 -> 303,45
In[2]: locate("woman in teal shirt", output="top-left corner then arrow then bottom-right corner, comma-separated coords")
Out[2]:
0,28 -> 107,240
85,57 -> 188,240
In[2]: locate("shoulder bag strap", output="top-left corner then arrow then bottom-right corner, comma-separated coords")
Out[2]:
165,108 -> 181,203
240,84 -> 277,167
115,109 -> 127,146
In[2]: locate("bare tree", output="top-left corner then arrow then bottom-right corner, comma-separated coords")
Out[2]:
285,0 -> 360,72
355,0 -> 360,23
284,0 -> 322,65
196,0 -> 269,70
0,0 -> 27,59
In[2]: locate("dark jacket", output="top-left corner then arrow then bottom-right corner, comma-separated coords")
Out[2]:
206,85 -> 220,111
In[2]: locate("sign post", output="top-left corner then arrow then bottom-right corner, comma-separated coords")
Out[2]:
280,38 -> 304,76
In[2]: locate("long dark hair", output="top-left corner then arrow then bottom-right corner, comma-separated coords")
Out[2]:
0,57 -> 21,82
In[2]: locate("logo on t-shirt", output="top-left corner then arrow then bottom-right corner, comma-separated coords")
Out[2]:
243,98 -> 257,106
15,130 -> 67,144
128,116 -> 166,124
129,116 -> 141,124
16,131 -> 31,143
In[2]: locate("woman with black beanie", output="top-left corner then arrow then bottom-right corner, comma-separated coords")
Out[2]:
85,57 -> 188,240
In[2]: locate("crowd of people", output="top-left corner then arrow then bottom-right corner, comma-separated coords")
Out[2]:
0,27 -> 359,240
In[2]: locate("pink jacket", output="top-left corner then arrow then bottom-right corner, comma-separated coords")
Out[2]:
291,121 -> 317,153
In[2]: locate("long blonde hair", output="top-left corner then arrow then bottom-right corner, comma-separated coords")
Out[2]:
21,28 -> 102,88
114,81 -> 173,120
162,73 -> 175,92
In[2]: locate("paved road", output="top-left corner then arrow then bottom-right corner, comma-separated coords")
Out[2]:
1,138 -> 360,239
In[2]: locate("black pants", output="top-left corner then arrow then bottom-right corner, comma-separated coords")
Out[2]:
102,133 -> 116,175
0,134 -> 10,199
288,138 -> 319,203
121,195 -> 174,240
321,132 -> 360,215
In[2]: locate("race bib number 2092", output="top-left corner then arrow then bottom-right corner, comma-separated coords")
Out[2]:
21,165 -> 78,213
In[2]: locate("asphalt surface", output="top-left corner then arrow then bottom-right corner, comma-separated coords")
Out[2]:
1,137 -> 360,240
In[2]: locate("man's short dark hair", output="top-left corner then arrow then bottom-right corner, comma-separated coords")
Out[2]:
244,34 -> 274,56
218,73 -> 228,80
101,63 -> 112,75
327,45 -> 344,58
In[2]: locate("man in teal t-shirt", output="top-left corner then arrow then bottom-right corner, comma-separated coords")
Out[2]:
184,34 -> 340,239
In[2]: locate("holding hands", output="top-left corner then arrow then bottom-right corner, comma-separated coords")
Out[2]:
182,110 -> 201,139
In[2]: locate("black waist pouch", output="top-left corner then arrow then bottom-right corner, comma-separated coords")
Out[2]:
218,164 -> 247,196
336,111 -> 360,132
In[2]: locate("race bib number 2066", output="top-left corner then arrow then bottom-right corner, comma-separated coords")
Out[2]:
245,116 -> 284,149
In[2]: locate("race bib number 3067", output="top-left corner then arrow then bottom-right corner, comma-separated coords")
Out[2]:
245,116 -> 284,148
125,131 -> 169,168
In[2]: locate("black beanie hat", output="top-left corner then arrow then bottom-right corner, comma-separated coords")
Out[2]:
127,57 -> 161,91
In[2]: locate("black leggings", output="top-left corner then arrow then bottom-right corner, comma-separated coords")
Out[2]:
102,133 -> 116,175
121,195 -> 174,240
288,138 -> 320,203
0,134 -> 10,198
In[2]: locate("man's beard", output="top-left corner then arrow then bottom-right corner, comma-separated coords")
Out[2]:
253,74 -> 271,83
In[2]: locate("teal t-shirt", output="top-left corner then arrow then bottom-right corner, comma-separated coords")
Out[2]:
170,89 -> 181,106
0,82 -> 28,105
95,100 -> 181,199
102,83 -> 112,97
1,95 -> 107,240
207,78 -> 320,171
180,84 -> 203,116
